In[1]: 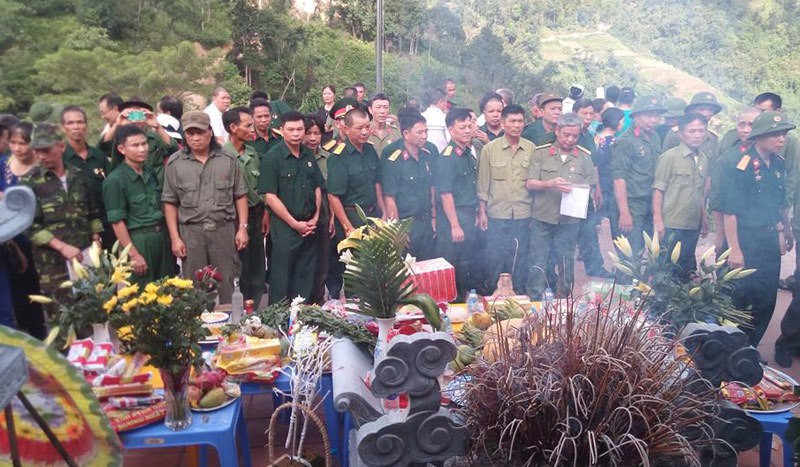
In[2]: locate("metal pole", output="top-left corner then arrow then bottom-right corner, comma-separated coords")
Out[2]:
376,0 -> 384,92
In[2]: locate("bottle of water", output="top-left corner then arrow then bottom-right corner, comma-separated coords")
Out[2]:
442,314 -> 453,334
543,287 -> 554,312
467,289 -> 481,314
231,278 -> 244,324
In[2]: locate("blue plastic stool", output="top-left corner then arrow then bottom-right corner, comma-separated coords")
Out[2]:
751,410 -> 794,467
121,397 -> 252,467
242,370 -> 342,465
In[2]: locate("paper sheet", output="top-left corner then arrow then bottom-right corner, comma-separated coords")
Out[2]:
560,184 -> 591,219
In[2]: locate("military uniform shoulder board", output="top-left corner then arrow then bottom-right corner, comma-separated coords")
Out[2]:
535,143 -> 553,150
736,155 -> 751,171
332,142 -> 346,155
442,146 -> 453,157
322,139 -> 337,151
387,149 -> 402,161
577,145 -> 591,155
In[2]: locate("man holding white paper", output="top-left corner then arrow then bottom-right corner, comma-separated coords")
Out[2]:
525,113 -> 597,300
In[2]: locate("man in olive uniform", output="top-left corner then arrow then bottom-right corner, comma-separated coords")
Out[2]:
259,111 -> 323,304
710,107 -> 760,251
522,94 -> 562,145
61,105 -> 114,246
162,111 -> 249,303
655,97 -> 687,142
611,96 -> 666,262
653,113 -> 710,277
250,98 -> 284,159
720,111 -> 794,355
322,98 -> 358,153
103,125 -> 175,287
382,110 -> 436,260
22,123 -> 103,301
101,99 -> 179,189
435,108 -> 479,300
662,92 -> 721,161
223,106 -> 267,307
326,108 -> 384,298
525,113 -> 597,299
368,93 -> 401,157
477,104 -> 534,293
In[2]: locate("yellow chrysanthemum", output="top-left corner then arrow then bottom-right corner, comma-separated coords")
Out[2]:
103,295 -> 118,313
145,283 -> 160,294
121,299 -> 139,313
117,283 -> 140,299
156,295 -> 174,306
167,278 -> 193,289
139,292 -> 157,305
110,266 -> 131,285
117,325 -> 133,341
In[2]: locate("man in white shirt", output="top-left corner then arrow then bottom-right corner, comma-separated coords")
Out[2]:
204,87 -> 231,144
421,88 -> 450,152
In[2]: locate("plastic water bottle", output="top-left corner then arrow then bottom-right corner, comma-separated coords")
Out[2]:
442,314 -> 453,334
543,287 -> 554,311
467,289 -> 482,314
231,278 -> 244,324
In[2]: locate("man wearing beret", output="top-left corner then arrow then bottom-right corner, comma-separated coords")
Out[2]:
720,111 -> 795,357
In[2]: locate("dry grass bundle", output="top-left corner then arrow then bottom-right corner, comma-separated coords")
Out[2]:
457,297 -> 727,467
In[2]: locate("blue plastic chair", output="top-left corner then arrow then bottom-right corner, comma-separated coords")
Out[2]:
751,410 -> 794,467
121,397 -> 252,467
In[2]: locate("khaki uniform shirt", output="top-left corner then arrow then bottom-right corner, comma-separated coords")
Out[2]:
663,128 -> 719,161
529,144 -> 596,225
368,125 -> 401,158
162,147 -> 247,225
477,136 -> 534,219
653,143 -> 709,230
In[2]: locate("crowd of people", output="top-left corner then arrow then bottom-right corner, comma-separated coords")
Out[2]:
1,80 -> 799,368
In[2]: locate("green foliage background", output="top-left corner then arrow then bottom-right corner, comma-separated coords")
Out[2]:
1,0 -> 798,135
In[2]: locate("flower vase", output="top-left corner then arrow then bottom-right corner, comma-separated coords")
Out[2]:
91,322 -> 111,343
374,317 -> 396,362
159,367 -> 193,431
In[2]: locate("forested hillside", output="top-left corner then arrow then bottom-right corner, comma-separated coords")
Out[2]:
1,0 -> 798,129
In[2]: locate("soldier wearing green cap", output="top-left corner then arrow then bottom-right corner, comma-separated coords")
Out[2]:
323,98 -> 359,150
102,124 -> 175,287
521,94 -> 562,145
22,123 -> 103,301
655,97 -> 687,142
719,111 -> 795,355
662,92 -> 721,161
610,95 -> 666,264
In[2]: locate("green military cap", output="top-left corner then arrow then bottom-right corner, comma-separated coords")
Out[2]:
748,111 -> 796,139
662,97 -> 687,118
330,98 -> 359,120
30,122 -> 63,149
29,102 -> 64,123
630,95 -> 667,116
685,92 -> 722,115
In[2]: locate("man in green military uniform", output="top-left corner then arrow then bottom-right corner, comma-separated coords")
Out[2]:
368,93 -> 401,157
477,104 -> 534,293
720,111 -> 794,355
103,125 -> 175,287
259,111 -> 323,304
525,113 -> 597,299
652,113 -> 710,277
655,97 -> 687,142
710,107 -> 759,251
382,110 -> 436,260
101,99 -> 179,189
435,108 -> 479,300
662,92 -> 721,161
326,107 -> 384,298
162,111 -> 249,303
322,98 -> 358,150
22,123 -> 103,301
522,94 -> 562,145
223,106 -> 267,307
611,95 -> 666,262
250,98 -> 284,159
61,105 -> 114,246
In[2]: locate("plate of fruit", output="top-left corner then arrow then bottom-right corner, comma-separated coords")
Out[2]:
188,369 -> 241,412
